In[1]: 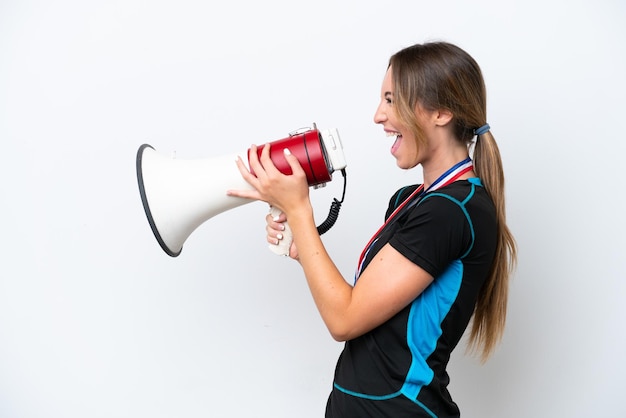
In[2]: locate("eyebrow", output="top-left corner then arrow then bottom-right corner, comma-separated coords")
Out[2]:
384,92 -> 394,98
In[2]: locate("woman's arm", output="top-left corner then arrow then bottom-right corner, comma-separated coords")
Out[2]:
228,144 -> 433,341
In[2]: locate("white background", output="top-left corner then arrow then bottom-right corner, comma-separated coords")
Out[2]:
1,1 -> 625,417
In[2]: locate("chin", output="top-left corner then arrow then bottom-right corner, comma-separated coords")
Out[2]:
394,158 -> 418,170
395,161 -> 412,170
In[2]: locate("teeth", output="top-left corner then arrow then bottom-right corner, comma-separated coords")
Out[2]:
386,131 -> 400,138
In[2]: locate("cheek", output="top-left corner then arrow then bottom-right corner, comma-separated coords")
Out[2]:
404,137 -> 422,165
388,112 -> 400,126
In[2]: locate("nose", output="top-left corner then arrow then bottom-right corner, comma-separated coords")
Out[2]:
373,102 -> 386,124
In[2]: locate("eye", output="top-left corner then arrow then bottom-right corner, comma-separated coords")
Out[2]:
384,92 -> 394,105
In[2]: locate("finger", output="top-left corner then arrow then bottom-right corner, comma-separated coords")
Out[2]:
226,186 -> 261,200
267,210 -> 287,224
266,234 -> 281,246
261,141 -> 271,162
226,156 -> 262,199
265,214 -> 286,233
247,144 -> 267,179
282,148 -> 306,178
234,155 -> 254,180
258,142 -> 281,176
265,218 -> 284,245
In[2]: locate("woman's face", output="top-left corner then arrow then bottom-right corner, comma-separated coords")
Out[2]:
373,67 -> 420,169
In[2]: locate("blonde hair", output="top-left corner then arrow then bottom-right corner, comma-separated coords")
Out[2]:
389,42 -> 517,361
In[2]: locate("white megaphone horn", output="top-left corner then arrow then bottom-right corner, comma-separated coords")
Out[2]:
136,123 -> 347,257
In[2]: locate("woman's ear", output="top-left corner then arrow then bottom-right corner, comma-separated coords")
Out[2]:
434,109 -> 454,126
415,105 -> 454,127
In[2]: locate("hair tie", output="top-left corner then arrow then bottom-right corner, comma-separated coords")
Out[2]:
474,123 -> 490,136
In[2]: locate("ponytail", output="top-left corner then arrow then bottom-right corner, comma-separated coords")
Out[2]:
470,130 -> 517,361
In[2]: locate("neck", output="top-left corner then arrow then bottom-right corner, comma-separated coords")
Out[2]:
421,149 -> 473,189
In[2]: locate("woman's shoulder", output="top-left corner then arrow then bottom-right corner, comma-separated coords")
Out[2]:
424,179 -> 496,217
385,184 -> 422,218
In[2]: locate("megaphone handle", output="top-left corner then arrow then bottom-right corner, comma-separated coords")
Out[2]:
268,206 -> 293,256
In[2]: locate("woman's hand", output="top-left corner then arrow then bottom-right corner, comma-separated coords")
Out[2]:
227,143 -> 307,259
266,209 -> 299,260
227,143 -> 311,218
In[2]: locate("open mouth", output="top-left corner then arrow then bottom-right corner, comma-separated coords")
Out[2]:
388,131 -> 402,154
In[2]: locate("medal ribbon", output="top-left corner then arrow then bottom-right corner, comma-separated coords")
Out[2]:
354,158 -> 473,280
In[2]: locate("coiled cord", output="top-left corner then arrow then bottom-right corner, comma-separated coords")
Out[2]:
317,169 -> 347,235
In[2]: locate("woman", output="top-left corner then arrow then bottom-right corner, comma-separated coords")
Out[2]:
228,41 -> 517,418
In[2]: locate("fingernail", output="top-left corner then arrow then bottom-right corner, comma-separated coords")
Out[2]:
276,233 -> 283,240
273,215 -> 280,222
283,148 -> 291,156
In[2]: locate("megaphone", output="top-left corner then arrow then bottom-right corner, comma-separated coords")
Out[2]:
136,123 -> 347,257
